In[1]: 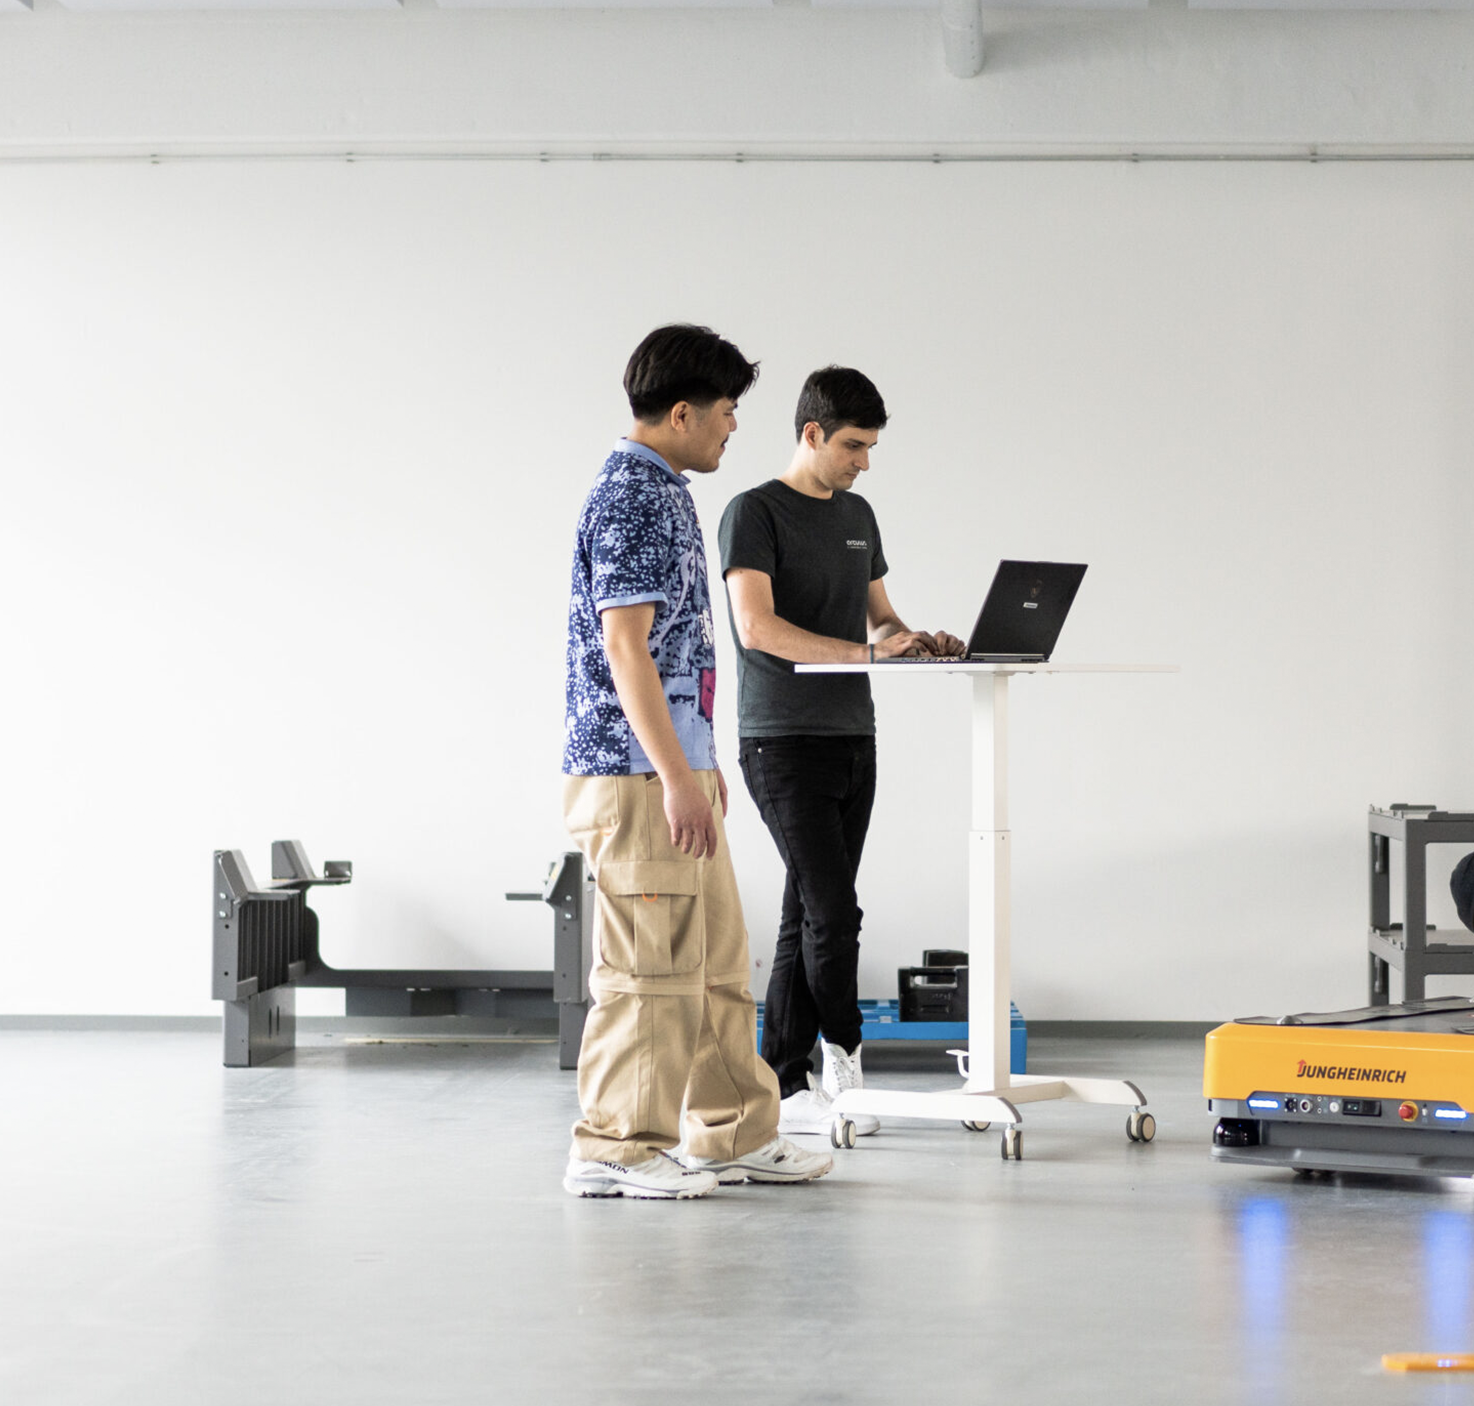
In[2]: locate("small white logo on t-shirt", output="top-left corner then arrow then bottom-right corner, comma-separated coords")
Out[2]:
846,540 -> 868,550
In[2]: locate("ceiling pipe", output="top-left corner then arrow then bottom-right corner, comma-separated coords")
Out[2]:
941,0 -> 985,78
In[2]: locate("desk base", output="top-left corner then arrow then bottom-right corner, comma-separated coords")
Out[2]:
831,1073 -> 1151,1159
790,661 -> 1173,1161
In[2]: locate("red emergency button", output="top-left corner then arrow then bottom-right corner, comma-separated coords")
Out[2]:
1399,1102 -> 1420,1122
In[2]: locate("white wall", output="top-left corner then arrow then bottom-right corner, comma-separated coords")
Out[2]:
4,151 -> 1473,1020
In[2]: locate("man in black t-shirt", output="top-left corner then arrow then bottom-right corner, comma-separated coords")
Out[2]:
717,366 -> 964,1136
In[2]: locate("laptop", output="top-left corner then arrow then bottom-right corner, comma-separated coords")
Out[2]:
878,560 -> 1087,664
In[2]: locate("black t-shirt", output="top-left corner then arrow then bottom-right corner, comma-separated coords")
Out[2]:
718,479 -> 888,737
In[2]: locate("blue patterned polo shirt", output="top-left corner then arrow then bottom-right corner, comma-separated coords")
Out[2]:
562,440 -> 718,776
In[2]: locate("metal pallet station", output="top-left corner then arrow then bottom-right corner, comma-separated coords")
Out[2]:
1368,804 -> 1474,1004
212,840 -> 593,1068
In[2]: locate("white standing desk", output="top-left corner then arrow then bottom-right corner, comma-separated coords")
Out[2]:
794,661 -> 1176,1157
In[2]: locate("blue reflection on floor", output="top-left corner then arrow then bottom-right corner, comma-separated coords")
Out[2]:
1237,1195 -> 1290,1406
1422,1208 -> 1473,1352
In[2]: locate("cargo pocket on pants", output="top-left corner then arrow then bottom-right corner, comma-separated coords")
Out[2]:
595,860 -> 704,977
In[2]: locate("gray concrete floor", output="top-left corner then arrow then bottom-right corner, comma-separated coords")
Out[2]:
3,1029 -> 1473,1406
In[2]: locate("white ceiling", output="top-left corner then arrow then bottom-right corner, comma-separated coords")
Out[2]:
1191,0 -> 1474,7
18,0 -> 1474,10
435,0 -> 770,8
56,0 -> 395,9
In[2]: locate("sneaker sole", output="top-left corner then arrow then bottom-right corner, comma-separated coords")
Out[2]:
563,1173 -> 713,1196
563,1177 -> 713,1199
699,1163 -> 833,1185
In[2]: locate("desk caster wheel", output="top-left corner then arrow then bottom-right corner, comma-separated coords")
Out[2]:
1127,1111 -> 1156,1143
962,1120 -> 991,1132
830,1118 -> 857,1150
1001,1127 -> 1023,1161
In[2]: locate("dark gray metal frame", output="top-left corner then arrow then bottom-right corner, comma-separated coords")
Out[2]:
509,851 -> 594,1070
214,840 -> 593,1068
1368,804 -> 1474,1004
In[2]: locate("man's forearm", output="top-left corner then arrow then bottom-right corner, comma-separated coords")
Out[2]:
727,568 -> 927,662
867,614 -> 910,643
737,613 -> 869,665
606,646 -> 695,785
600,601 -> 712,831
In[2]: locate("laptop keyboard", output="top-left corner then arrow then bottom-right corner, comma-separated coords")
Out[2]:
877,655 -> 968,663
874,654 -> 1040,664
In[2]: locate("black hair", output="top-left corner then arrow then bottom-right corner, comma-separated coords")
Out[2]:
624,324 -> 760,423
793,366 -> 888,442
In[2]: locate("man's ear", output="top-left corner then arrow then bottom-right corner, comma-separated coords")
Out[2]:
802,420 -> 823,450
668,401 -> 693,434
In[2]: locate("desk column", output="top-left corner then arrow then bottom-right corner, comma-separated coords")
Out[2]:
969,671 -> 1012,1091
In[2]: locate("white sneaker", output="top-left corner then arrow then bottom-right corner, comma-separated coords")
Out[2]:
563,1152 -> 718,1199
821,1042 -> 881,1136
778,1081 -> 837,1136
679,1135 -> 833,1184
779,1075 -> 879,1138
821,1040 -> 865,1097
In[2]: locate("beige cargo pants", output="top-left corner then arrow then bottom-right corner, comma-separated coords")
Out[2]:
563,769 -> 781,1166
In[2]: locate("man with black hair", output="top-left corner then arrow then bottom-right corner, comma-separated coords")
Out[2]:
719,366 -> 964,1137
561,324 -> 833,1198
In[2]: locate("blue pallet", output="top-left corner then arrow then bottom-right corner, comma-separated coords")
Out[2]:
755,999 -> 1027,1074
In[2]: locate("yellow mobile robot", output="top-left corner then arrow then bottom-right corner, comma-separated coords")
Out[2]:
1204,998 -> 1474,1177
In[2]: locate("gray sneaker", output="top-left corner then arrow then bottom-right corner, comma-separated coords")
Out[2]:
678,1135 -> 834,1185
564,1152 -> 719,1199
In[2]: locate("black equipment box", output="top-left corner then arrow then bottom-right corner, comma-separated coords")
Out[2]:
898,950 -> 969,1022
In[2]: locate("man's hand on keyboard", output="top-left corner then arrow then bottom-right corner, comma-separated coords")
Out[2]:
913,630 -> 967,658
873,630 -> 934,660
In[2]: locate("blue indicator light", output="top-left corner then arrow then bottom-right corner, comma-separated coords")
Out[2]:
1434,1109 -> 1469,1121
1247,1098 -> 1281,1111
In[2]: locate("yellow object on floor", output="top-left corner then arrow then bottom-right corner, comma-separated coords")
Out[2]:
1382,1353 -> 1474,1372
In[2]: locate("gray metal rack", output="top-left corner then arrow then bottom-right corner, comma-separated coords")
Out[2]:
213,840 -> 592,1068
1368,804 -> 1474,1004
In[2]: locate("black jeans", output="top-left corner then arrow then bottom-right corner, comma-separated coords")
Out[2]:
738,734 -> 877,1098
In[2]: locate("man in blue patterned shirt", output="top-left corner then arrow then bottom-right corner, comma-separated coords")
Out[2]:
561,324 -> 833,1199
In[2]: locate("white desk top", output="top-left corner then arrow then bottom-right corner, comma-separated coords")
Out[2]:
795,662 -> 1179,675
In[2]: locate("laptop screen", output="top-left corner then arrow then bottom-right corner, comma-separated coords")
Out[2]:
963,560 -> 1087,660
